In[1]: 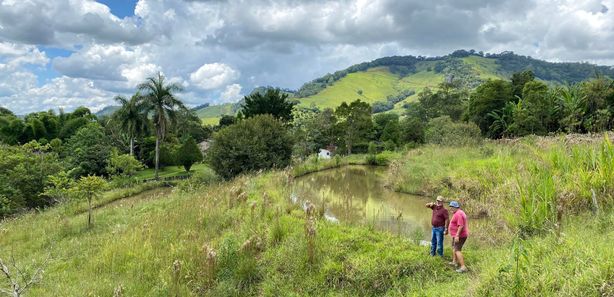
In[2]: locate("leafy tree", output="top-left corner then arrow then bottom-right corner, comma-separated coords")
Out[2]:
425,116 -> 481,146
138,73 -> 187,180
172,108 -> 210,142
417,83 -> 468,121
58,117 -> 90,139
65,123 -> 112,177
511,70 -> 535,98
71,175 -> 107,228
218,115 -> 236,128
381,119 -> 401,146
42,172 -> 74,204
0,115 -> 24,145
400,115 -> 425,144
208,115 -> 293,179
0,144 -> 63,215
335,100 -> 373,154
106,149 -> 145,177
177,136 -> 203,172
113,93 -> 149,156
291,107 -> 338,158
373,113 -> 399,140
466,79 -> 514,138
239,88 -> 296,121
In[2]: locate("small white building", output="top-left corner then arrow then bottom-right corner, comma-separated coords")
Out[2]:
318,149 -> 332,159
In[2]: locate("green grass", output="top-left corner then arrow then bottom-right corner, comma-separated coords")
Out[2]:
1,135 -> 612,296
134,163 -> 210,180
298,67 -> 404,109
462,56 -> 505,80
195,103 -> 235,125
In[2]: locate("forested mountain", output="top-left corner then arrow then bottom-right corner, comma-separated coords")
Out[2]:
196,50 -> 614,124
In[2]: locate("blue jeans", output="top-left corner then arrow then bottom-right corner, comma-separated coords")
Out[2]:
430,227 -> 445,256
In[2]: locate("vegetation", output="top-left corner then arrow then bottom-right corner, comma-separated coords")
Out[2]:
207,115 -> 294,179
239,88 -> 296,122
138,73 -> 187,180
177,137 -> 203,172
2,50 -> 614,296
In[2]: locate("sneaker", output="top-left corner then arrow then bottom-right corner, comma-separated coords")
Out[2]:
447,261 -> 458,267
456,267 -> 467,273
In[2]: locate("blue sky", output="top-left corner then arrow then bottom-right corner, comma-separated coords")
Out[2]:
1,0 -> 613,114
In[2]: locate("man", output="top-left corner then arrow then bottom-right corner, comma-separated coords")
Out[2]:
425,196 -> 449,257
448,200 -> 469,273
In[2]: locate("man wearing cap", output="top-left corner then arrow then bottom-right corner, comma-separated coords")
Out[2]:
448,200 -> 469,273
425,196 -> 449,257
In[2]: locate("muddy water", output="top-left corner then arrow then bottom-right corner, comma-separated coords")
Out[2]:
293,166 -> 433,239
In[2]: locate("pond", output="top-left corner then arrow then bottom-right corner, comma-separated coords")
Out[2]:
292,165 -> 433,240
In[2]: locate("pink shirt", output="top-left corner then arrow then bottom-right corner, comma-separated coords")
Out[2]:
448,209 -> 469,238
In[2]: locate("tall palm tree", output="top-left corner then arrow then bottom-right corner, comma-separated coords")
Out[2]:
138,73 -> 186,179
113,92 -> 149,156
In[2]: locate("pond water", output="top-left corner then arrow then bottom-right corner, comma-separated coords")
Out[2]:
292,166 -> 433,240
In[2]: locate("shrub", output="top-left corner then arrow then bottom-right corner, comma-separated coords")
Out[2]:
177,136 -> 203,172
425,116 -> 482,146
208,115 -> 294,179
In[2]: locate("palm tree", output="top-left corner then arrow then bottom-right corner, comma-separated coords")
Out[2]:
113,92 -> 149,156
138,73 -> 186,179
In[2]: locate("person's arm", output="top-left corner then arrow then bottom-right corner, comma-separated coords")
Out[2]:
444,217 -> 449,235
425,202 -> 434,209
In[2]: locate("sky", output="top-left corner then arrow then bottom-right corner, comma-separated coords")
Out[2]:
1,0 -> 614,114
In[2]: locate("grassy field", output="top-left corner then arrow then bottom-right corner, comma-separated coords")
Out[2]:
195,103 -> 235,126
298,67 -> 404,109
134,163 -> 211,180
1,135 -> 613,296
462,56 -> 504,81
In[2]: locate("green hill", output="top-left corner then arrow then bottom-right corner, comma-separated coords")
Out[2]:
197,50 -> 614,123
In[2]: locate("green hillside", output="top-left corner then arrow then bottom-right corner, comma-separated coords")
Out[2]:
195,103 -> 235,125
196,50 -> 614,123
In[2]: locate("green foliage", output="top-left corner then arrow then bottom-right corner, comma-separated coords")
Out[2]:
511,70 -> 535,98
42,171 -> 74,204
399,114 -> 425,144
177,136 -> 203,172
208,115 -> 294,179
218,114 -> 236,128
290,107 -> 337,158
0,144 -> 63,215
335,100 -> 373,154
467,79 -> 514,137
138,73 -> 187,179
65,123 -> 112,177
425,116 -> 482,146
107,149 -> 145,177
70,175 -> 107,228
239,88 -> 296,121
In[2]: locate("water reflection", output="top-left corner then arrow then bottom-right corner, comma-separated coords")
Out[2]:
292,166 -> 432,239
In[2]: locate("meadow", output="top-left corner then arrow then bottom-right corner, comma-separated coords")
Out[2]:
1,134 -> 612,296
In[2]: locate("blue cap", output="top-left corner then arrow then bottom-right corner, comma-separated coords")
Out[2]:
449,201 -> 460,208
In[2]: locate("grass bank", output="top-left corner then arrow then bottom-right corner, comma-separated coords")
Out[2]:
292,151 -> 399,177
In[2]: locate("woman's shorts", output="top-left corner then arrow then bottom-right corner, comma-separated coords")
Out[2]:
452,237 -> 467,251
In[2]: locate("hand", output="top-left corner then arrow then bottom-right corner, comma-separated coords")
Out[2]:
444,230 -> 448,235
454,236 -> 459,242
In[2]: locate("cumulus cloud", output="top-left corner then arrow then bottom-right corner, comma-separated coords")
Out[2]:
190,63 -> 240,90
0,0 -> 151,46
3,0 -> 614,114
0,76 -> 115,114
220,83 -> 243,103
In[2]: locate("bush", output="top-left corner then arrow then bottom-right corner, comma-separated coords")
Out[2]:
425,116 -> 482,146
176,136 -> 203,172
0,144 -> 63,215
208,115 -> 294,179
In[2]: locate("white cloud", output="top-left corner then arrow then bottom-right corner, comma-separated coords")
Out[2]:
1,76 -> 114,114
220,83 -> 243,103
3,0 -> 614,114
190,63 -> 240,90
